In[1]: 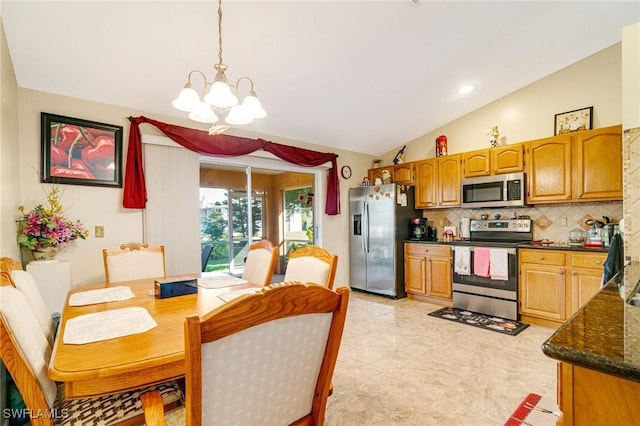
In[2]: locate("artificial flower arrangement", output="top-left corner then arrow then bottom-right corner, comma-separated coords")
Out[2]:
17,187 -> 88,251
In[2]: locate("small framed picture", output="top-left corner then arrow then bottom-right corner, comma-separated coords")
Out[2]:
41,112 -> 123,187
554,106 -> 593,136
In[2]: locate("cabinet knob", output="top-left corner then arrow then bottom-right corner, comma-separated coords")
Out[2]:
559,270 -> 565,275
578,193 -> 583,198
595,260 -> 601,265
539,256 -> 545,260
565,195 -> 571,199
572,272 -> 577,276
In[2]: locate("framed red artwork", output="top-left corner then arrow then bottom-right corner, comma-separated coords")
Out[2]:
41,112 -> 123,187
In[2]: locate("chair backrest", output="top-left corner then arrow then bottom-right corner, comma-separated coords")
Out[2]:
201,244 -> 214,272
10,270 -> 54,345
241,240 -> 277,286
0,256 -> 23,276
183,282 -> 349,426
0,286 -> 57,422
103,242 -> 166,283
284,245 -> 338,289
1,271 -> 14,287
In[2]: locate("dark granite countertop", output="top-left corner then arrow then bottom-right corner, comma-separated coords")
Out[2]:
404,239 -> 609,253
542,261 -> 640,383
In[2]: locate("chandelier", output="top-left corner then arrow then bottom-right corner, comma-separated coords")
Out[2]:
172,0 -> 266,132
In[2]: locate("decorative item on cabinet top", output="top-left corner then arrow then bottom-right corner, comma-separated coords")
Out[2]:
554,106 -> 593,136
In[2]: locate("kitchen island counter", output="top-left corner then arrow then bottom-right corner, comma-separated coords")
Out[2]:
542,261 -> 640,382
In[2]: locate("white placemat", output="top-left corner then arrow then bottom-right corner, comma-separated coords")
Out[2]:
63,307 -> 157,345
68,286 -> 135,306
198,272 -> 249,289
217,287 -> 261,302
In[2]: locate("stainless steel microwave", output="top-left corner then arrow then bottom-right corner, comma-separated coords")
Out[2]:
461,172 -> 526,208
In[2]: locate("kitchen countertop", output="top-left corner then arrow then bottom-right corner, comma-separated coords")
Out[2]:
541,261 -> 640,383
404,239 -> 609,253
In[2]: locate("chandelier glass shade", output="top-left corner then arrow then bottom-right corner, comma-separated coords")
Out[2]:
172,0 -> 266,129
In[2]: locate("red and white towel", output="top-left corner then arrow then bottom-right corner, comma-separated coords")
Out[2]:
473,247 -> 509,280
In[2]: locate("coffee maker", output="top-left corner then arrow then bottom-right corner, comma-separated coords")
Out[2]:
409,217 -> 428,240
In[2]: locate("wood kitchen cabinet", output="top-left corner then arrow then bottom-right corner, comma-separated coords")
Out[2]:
572,124 -> 623,201
415,155 -> 461,208
557,363 -> 640,426
462,145 -> 523,177
518,249 -> 606,327
368,166 -> 394,184
462,143 -> 524,177
437,154 -> 461,207
393,162 -> 415,185
404,243 -> 452,304
524,134 -> 573,203
414,159 -> 437,208
491,144 -> 524,174
462,149 -> 490,177
525,125 -> 622,204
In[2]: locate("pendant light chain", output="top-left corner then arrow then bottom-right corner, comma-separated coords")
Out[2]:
217,0 -> 224,66
172,0 -> 266,127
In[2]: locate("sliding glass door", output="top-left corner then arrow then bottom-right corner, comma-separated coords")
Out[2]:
200,187 -> 265,274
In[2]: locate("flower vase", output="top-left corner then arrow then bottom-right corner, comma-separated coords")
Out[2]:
32,247 -> 59,261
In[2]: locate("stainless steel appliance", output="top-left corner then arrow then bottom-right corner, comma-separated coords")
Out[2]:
461,172 -> 526,209
349,184 -> 419,298
451,218 -> 532,320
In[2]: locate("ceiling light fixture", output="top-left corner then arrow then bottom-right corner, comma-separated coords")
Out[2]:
172,0 -> 266,132
458,84 -> 475,95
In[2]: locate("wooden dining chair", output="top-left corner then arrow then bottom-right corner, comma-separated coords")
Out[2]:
103,242 -> 166,283
284,245 -> 338,289
241,239 -> 278,286
0,285 -> 183,426
0,256 -> 23,276
141,282 -> 350,426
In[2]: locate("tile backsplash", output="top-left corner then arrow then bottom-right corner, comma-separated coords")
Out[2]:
422,201 -> 623,245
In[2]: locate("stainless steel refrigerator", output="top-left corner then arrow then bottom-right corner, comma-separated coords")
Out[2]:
349,184 -> 418,298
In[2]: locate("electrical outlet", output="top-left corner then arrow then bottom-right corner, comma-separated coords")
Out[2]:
95,226 -> 104,238
559,216 -> 567,227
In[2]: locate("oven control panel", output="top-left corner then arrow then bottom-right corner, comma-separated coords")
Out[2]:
470,219 -> 531,232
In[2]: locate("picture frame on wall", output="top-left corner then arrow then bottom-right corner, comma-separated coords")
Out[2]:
554,106 -> 593,136
41,112 -> 123,188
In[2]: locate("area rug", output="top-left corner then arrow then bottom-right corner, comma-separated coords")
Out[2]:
427,307 -> 530,336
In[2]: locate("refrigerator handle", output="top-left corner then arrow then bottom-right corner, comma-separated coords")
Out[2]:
363,201 -> 369,253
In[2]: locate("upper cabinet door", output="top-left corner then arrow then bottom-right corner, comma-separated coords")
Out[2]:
394,162 -> 415,185
573,125 -> 623,201
462,149 -> 490,177
438,154 -> 461,207
525,135 -> 572,203
492,144 -> 524,174
414,159 -> 437,208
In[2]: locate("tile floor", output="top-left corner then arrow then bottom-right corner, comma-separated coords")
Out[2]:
325,290 -> 559,426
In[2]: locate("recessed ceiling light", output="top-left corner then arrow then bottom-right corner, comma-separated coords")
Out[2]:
458,85 -> 475,95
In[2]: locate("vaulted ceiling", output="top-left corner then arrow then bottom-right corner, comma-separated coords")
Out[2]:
2,1 -> 638,156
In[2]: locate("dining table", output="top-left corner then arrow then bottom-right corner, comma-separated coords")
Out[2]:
48,272 -> 262,399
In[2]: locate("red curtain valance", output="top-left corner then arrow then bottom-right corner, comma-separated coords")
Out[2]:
123,116 -> 340,215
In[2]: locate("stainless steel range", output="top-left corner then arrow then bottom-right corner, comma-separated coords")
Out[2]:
451,219 -> 532,320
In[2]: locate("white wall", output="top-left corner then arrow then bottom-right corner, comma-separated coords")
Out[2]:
10,88 -> 371,287
1,20 -> 21,260
382,43 -> 623,164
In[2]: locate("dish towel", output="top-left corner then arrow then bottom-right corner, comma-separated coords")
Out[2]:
454,247 -> 471,275
473,247 -> 490,277
489,248 -> 509,280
